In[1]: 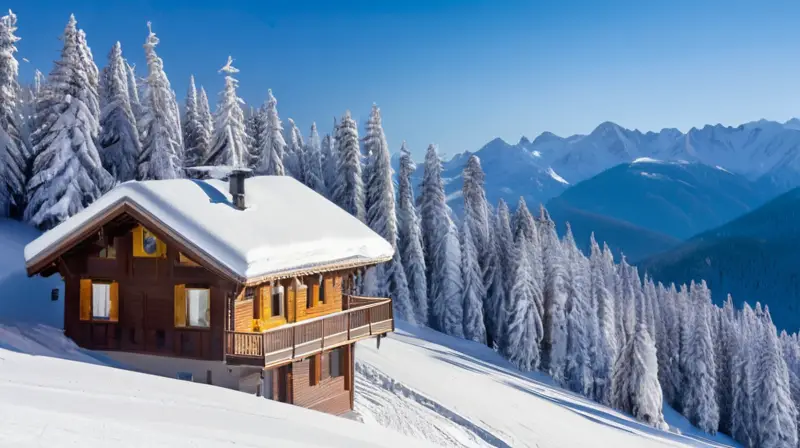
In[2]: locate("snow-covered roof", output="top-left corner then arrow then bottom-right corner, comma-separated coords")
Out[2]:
25,176 -> 394,283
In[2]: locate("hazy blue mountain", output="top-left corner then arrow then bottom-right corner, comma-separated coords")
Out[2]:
640,188 -> 800,331
548,159 -> 777,240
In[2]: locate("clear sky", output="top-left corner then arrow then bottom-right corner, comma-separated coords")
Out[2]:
7,0 -> 800,158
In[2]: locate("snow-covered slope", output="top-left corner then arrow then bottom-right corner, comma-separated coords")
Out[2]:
355,323 -> 737,448
640,187 -> 800,332
0,324 -> 433,448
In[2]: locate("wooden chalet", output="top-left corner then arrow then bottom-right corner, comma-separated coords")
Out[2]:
24,173 -> 395,416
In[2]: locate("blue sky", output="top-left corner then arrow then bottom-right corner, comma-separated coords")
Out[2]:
8,0 -> 800,158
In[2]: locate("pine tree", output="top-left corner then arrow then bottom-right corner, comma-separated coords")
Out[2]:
321,118 -> 338,199
331,111 -> 364,221
540,209 -> 568,381
611,288 -> 667,429
25,15 -> 112,230
492,199 -> 514,341
137,22 -> 182,180
0,10 -> 25,217
285,117 -> 304,180
754,313 -> 798,448
461,219 -> 486,343
397,143 -> 428,325
182,75 -> 210,169
204,57 -> 249,168
245,105 -> 265,166
462,155 -> 497,346
590,233 -> 617,405
512,198 -> 543,318
716,295 -> 737,435
502,233 -> 543,371
732,303 -> 756,447
254,89 -> 286,176
98,42 -> 140,182
419,144 -> 462,336
197,86 -> 214,149
302,122 -> 326,194
362,105 -> 411,321
125,62 -> 141,118
75,28 -> 99,122
562,224 -> 593,397
656,283 -> 681,408
683,280 -> 720,434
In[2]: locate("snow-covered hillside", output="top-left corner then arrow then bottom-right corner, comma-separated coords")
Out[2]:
0,220 -> 739,448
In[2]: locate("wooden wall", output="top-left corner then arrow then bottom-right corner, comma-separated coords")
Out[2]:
62,228 -> 234,362
288,344 -> 353,415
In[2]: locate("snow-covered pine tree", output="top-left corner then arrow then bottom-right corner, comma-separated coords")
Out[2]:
683,280 -> 720,434
182,75 -> 210,169
361,105 -> 412,320
716,295 -> 737,435
284,117 -> 305,180
462,155 -> 498,346
754,311 -> 798,448
75,28 -> 100,122
732,302 -> 756,447
204,57 -> 249,168
397,143 -> 428,325
98,42 -> 140,182
590,233 -> 617,405
197,86 -> 214,149
492,199 -> 514,339
540,208 -> 568,381
610,283 -> 667,429
125,62 -> 141,118
562,224 -> 593,397
137,22 -> 182,180
332,111 -> 364,221
25,15 -> 112,230
502,232 -> 543,370
656,282 -> 681,408
461,218 -> 486,343
484,208 -> 507,350
321,117 -> 338,199
245,104 -> 266,166
418,144 -> 462,336
302,123 -> 326,194
0,10 -> 26,217
254,89 -> 286,176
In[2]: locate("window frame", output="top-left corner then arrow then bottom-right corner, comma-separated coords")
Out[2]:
271,285 -> 285,318
91,280 -> 112,321
329,347 -> 343,378
185,287 -> 211,329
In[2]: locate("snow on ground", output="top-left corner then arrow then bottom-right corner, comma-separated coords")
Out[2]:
0,323 -> 434,448
355,323 -> 739,448
633,157 -> 663,164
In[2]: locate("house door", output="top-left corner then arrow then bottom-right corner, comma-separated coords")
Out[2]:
122,290 -> 146,352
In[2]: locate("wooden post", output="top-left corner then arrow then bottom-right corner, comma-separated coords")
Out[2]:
367,307 -> 372,335
346,311 -> 351,341
321,318 -> 325,351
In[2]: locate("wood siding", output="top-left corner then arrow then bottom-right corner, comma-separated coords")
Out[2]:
288,344 -> 353,415
62,228 -> 233,361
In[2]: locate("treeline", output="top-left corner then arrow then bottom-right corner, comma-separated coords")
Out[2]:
1,12 -> 799,447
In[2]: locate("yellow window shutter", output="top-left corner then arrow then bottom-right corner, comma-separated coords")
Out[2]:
157,239 -> 168,258
311,282 -> 320,307
261,286 -> 271,320
132,226 -> 144,257
79,279 -> 92,321
287,285 -> 296,323
174,284 -> 187,327
109,282 -> 120,322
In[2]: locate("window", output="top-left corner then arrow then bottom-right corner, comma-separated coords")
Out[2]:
306,281 -> 313,309
271,286 -> 284,318
98,243 -> 116,259
187,288 -> 210,328
92,282 -> 111,320
329,347 -> 342,378
244,287 -> 256,301
133,225 -> 166,258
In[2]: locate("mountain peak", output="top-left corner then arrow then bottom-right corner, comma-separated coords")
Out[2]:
477,137 -> 513,154
518,136 -> 531,146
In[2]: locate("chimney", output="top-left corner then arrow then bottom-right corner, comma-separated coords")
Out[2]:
229,169 -> 248,210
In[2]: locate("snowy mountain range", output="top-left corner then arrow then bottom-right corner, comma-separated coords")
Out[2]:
418,118 -> 800,212
640,187 -> 800,332
545,158 -> 778,260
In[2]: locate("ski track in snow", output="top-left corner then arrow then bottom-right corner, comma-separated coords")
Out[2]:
355,361 -> 510,448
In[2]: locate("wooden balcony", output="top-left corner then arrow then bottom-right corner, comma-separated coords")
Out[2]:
224,295 -> 394,367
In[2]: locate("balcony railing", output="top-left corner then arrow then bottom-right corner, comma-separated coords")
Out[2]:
224,295 -> 393,367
